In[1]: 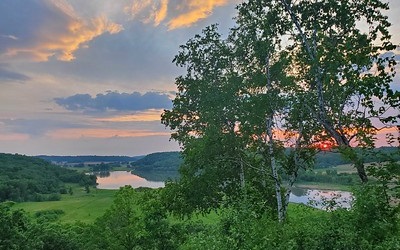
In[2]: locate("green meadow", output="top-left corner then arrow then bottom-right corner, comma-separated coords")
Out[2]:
13,185 -> 117,223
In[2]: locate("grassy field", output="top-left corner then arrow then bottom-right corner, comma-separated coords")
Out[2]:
314,164 -> 356,174
13,185 -> 117,224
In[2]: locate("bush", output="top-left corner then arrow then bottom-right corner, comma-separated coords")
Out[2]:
35,209 -> 65,222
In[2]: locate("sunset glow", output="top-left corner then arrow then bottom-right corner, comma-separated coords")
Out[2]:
0,0 -> 398,156
46,128 -> 170,139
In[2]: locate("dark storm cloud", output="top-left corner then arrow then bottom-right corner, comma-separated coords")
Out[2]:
54,91 -> 172,112
0,64 -> 30,82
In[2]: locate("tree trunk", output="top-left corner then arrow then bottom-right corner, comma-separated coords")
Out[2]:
266,116 -> 284,222
265,55 -> 284,222
282,123 -> 303,219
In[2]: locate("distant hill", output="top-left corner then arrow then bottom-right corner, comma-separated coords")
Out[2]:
0,153 -> 96,202
315,146 -> 400,168
128,148 -> 398,171
36,155 -> 144,164
131,151 -> 182,172
130,152 -> 182,181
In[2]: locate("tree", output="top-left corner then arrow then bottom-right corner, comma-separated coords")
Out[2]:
162,0 -> 399,222
162,24 -> 282,218
89,186 -> 175,250
274,0 -> 399,182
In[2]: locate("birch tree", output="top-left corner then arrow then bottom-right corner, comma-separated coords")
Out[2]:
162,25 -> 277,216
162,0 -> 399,221
276,0 -> 399,182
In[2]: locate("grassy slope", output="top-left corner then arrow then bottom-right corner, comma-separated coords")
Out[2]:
314,164 -> 356,174
13,185 -> 117,223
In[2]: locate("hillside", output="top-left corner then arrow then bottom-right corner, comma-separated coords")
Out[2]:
315,147 -> 400,168
130,152 -> 182,181
0,153 -> 96,202
131,151 -> 183,171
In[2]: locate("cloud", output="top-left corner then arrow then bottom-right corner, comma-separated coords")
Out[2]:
0,133 -> 29,141
168,0 -> 228,29
46,128 -> 170,139
124,0 -> 228,29
54,91 -> 172,112
0,64 -> 30,82
94,109 -> 164,122
0,118 -> 86,137
380,49 -> 400,62
124,0 -> 168,25
0,0 -> 123,62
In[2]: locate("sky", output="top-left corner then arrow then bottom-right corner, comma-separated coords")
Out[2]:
0,0 -> 399,156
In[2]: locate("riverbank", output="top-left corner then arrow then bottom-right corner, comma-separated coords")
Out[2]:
294,181 -> 353,191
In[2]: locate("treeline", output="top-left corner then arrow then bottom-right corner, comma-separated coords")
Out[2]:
295,169 -> 359,186
315,147 -> 400,168
0,153 -> 96,202
36,155 -> 143,164
130,152 -> 182,181
132,151 -> 183,171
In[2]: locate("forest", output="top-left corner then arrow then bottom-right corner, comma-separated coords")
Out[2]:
0,153 -> 96,202
1,0 -> 400,249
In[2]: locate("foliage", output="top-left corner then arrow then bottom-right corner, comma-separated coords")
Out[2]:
314,147 -> 400,168
0,153 -> 96,202
161,0 -> 399,223
85,186 -> 177,250
293,169 -> 359,186
34,209 -> 65,223
132,151 -> 182,171
179,185 -> 400,249
0,202 -> 84,250
3,182 -> 400,249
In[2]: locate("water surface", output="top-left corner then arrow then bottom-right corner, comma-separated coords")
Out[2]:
290,187 -> 352,210
96,171 -> 164,189
96,171 -> 352,210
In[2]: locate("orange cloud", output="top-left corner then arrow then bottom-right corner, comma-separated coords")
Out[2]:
124,0 -> 169,25
168,0 -> 228,29
124,0 -> 229,29
94,109 -> 163,122
42,16 -> 123,61
46,128 -> 170,139
3,1 -> 123,62
155,0 -> 169,26
0,133 -> 30,141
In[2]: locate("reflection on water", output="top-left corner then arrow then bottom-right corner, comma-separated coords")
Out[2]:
290,188 -> 353,210
290,186 -> 308,197
96,171 -> 165,189
95,171 -> 110,178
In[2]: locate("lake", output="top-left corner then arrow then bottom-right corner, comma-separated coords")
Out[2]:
290,186 -> 352,210
96,171 -> 352,209
96,171 -> 165,189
